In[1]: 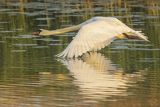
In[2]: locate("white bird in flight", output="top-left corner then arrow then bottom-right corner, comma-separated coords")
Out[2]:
35,17 -> 149,58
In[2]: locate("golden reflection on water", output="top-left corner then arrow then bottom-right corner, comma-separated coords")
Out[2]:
61,52 -> 145,101
0,52 -> 146,107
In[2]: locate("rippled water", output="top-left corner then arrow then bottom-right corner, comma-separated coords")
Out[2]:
0,0 -> 160,107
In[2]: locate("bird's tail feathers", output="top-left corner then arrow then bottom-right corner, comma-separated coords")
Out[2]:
133,31 -> 149,41
125,30 -> 149,42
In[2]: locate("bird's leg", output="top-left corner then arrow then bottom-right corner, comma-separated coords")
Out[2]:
123,32 -> 140,39
116,34 -> 126,39
116,32 -> 149,41
116,32 -> 139,39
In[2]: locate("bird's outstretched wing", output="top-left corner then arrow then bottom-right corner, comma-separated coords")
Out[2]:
56,17 -> 147,58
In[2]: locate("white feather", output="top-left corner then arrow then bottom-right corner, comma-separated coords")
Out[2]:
50,17 -> 148,58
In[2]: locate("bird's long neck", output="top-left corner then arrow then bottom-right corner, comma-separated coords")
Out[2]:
39,24 -> 82,36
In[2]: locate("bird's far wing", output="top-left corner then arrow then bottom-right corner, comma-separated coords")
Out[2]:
56,20 -> 119,58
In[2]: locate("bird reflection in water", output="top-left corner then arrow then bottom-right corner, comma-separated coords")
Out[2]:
60,52 -> 145,101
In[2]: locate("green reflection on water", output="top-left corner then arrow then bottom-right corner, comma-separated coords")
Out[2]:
0,0 -> 160,107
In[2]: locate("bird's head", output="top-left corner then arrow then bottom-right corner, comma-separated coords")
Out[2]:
32,29 -> 56,36
32,29 -> 42,35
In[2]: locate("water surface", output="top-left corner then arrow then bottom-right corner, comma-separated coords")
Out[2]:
0,0 -> 160,107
